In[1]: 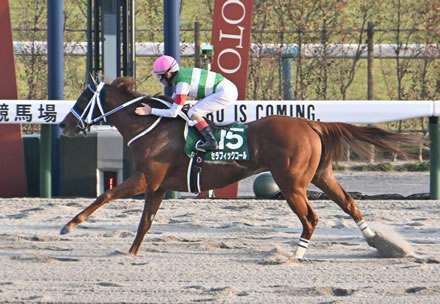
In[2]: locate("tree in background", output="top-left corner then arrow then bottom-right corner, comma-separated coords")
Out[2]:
333,0 -> 379,100
9,0 -> 440,110
12,0 -> 48,101
286,1 -> 320,100
310,0 -> 347,100
63,0 -> 88,99
247,1 -> 284,100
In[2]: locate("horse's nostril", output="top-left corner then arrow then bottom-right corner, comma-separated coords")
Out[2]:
59,123 -> 65,129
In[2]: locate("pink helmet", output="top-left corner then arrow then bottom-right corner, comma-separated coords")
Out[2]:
151,55 -> 179,75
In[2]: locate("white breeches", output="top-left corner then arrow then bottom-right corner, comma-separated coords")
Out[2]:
188,79 -> 238,118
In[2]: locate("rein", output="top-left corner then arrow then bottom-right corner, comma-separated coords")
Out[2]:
127,98 -> 195,146
72,83 -> 194,146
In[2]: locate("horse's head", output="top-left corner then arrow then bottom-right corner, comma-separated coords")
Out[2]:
59,81 -> 99,137
59,77 -> 147,137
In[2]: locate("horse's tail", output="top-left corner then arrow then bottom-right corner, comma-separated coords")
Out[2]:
305,120 -> 422,167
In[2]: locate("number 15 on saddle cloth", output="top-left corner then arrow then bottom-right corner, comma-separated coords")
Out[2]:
184,123 -> 249,161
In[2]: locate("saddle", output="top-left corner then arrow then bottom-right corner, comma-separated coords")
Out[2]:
184,121 -> 249,193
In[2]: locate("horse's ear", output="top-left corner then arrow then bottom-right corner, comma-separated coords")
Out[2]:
89,73 -> 98,88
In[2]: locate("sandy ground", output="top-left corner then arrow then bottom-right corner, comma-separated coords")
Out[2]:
1,172 -> 440,304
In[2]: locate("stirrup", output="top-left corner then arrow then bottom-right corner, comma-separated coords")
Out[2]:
195,140 -> 218,152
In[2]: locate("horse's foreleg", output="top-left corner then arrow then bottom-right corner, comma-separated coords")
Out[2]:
129,189 -> 165,256
312,168 -> 376,247
60,172 -> 147,235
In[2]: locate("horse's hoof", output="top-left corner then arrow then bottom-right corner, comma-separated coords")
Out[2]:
288,257 -> 311,263
373,229 -> 414,258
366,234 -> 377,248
60,225 -> 71,235
128,248 -> 139,256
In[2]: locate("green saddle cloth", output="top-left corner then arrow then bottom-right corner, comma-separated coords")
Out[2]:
184,123 -> 249,161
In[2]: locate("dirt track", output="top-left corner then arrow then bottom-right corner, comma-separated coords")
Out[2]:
0,195 -> 439,303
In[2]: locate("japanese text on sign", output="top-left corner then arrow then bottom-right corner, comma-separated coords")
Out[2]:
0,100 -> 72,124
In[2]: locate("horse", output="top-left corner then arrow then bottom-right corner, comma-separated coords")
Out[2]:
59,77 -> 419,258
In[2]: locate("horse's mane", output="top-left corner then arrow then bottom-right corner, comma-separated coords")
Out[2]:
109,77 -> 144,98
109,77 -> 174,109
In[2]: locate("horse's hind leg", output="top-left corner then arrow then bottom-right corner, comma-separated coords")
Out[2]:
60,171 -> 146,235
129,189 -> 165,256
312,166 -> 376,247
284,189 -> 318,259
272,173 -> 318,259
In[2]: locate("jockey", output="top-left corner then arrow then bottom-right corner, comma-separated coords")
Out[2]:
135,55 -> 238,152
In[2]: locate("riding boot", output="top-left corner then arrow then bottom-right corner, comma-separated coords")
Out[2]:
196,126 -> 218,152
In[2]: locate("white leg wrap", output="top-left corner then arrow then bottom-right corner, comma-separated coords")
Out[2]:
294,238 -> 310,259
357,219 -> 375,239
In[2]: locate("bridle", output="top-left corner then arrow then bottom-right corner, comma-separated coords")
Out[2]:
70,82 -> 146,135
70,82 -> 194,146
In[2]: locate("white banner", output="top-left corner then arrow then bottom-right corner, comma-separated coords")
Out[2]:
0,99 -> 73,124
208,100 -> 440,125
0,99 -> 439,125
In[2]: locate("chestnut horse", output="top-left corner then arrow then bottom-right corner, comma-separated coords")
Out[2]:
59,77 -> 417,258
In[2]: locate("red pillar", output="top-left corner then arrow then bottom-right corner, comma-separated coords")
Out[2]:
0,0 -> 27,197
209,0 -> 253,198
